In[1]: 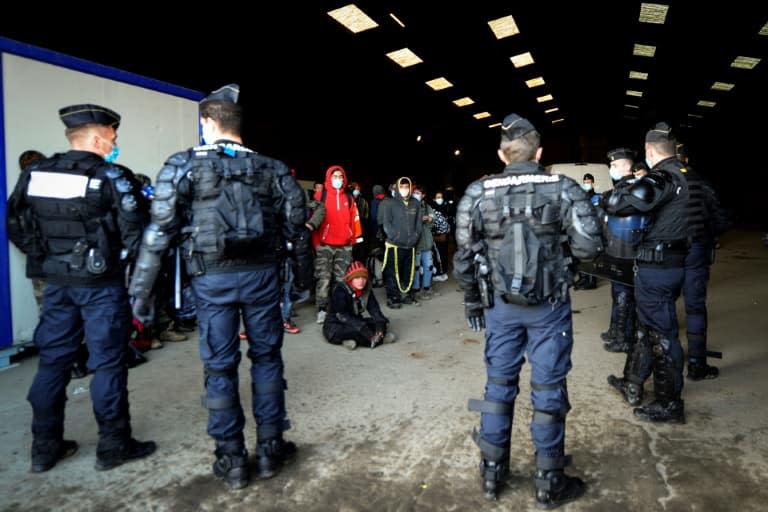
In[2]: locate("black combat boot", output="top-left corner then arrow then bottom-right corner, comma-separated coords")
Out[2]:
534,468 -> 586,509
95,438 -> 157,471
633,399 -> 685,424
687,360 -> 719,381
31,439 -> 78,473
600,324 -> 617,343
213,442 -> 250,490
255,438 -> 297,479
606,375 -> 643,406
479,458 -> 508,500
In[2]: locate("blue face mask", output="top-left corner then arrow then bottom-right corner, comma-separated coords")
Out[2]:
352,189 -> 360,197
331,177 -> 344,190
104,144 -> 120,164
581,183 -> 593,192
609,167 -> 624,181
645,158 -> 653,169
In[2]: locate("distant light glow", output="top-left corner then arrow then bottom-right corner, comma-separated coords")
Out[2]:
552,118 -> 564,124
327,4 -> 378,33
488,122 -> 502,128
697,100 -> 716,107
625,104 -> 640,109
536,94 -> 554,103
473,112 -> 491,119
416,135 -> 422,142
544,107 -> 559,114
525,77 -> 545,88
454,149 -> 461,156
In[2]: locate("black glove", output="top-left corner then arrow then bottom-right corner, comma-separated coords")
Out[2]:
464,289 -> 485,332
132,296 -> 155,325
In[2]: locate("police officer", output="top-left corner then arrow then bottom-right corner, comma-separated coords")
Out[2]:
455,113 -> 602,506
601,148 -> 645,353
605,122 -> 689,423
6,104 -> 156,472
676,143 -> 729,380
129,84 -> 311,490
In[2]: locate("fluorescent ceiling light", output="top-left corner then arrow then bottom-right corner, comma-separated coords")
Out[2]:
552,118 -> 564,124
389,13 -> 405,28
688,113 -> 703,118
629,71 -> 649,80
525,77 -> 545,88
711,82 -> 735,91
633,44 -> 656,57
536,94 -> 554,103
425,77 -> 453,90
730,56 -> 761,69
488,122 -> 502,128
327,4 -> 379,33
473,112 -> 491,119
626,90 -> 643,97
760,20 -> 768,35
544,107 -> 559,114
488,15 -> 520,39
625,104 -> 640,109
697,100 -> 716,107
386,48 -> 423,68
453,97 -> 475,107
510,52 -> 534,68
639,3 -> 669,24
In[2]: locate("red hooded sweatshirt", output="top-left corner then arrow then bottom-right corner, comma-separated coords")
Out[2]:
312,165 -> 362,247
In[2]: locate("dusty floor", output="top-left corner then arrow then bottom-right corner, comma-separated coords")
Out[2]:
1,229 -> 767,512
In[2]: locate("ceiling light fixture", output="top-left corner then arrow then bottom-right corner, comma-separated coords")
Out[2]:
633,44 -> 656,57
625,104 -> 640,108
327,4 -> 378,33
473,112 -> 491,119
629,71 -> 649,80
386,48 -> 423,68
525,77 -> 545,88
759,20 -> 768,35
711,82 -> 735,91
697,100 -> 716,107
389,13 -> 405,28
536,94 -> 553,103
638,3 -> 669,24
552,118 -> 564,124
488,15 -> 520,39
626,90 -> 643,97
510,52 -> 534,68
730,56 -> 761,69
452,97 -> 475,107
425,77 -> 453,90
544,107 -> 559,114
488,122 -> 502,128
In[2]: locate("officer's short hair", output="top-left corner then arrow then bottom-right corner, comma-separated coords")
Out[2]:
645,122 -> 677,156
200,84 -> 242,135
499,113 -> 540,162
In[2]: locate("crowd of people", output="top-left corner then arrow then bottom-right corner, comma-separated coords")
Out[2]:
5,85 -> 730,508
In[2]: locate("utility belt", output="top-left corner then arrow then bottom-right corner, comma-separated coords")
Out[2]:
636,240 -> 688,266
45,239 -> 111,276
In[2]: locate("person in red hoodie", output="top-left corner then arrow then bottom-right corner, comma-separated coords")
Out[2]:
312,165 -> 363,324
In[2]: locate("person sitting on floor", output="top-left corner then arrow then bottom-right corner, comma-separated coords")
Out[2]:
323,261 -> 396,350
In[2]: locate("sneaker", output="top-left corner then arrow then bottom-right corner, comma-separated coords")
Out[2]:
283,321 -> 301,334
213,450 -> 250,490
255,439 -> 297,479
95,438 -> 157,471
342,340 -> 357,350
239,332 -> 247,341
158,329 -> 188,342
316,310 -> 327,324
433,273 -> 449,282
31,439 -> 78,473
382,332 -> 397,344
151,339 -> 164,350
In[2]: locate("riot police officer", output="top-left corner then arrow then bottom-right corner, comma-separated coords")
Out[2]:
454,113 -> 602,506
601,148 -> 645,353
605,122 -> 689,423
676,143 -> 729,380
6,104 -> 156,472
129,84 -> 311,490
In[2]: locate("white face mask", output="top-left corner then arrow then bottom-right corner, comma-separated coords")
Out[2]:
352,189 -> 360,197
331,177 -> 344,189
609,167 -> 624,181
412,193 -> 422,201
399,188 -> 410,198
581,183 -> 593,192
435,198 -> 444,205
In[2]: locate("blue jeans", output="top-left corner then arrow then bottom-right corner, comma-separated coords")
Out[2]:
413,250 -> 433,290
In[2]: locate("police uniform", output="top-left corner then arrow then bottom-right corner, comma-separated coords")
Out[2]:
6,104 -> 155,472
605,122 -> 689,423
454,114 -> 602,506
128,84 -> 310,489
601,148 -> 645,353
678,145 -> 728,380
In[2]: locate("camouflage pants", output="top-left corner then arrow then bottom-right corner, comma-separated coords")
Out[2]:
315,244 -> 352,309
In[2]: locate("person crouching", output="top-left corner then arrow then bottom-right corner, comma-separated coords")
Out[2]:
323,261 -> 397,350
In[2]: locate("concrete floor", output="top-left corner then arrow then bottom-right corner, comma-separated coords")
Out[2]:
1,229 -> 767,512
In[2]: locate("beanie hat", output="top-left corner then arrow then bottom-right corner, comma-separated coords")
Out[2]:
345,261 -> 369,283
